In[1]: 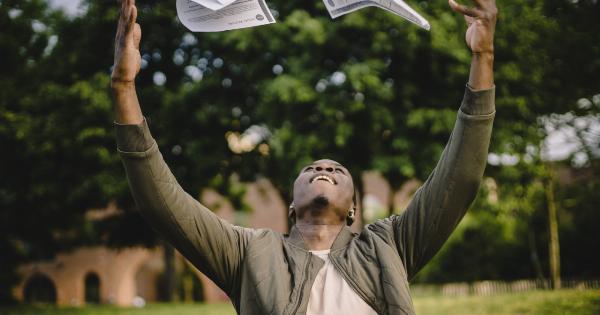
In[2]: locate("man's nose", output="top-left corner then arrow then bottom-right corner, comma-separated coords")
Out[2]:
315,165 -> 334,173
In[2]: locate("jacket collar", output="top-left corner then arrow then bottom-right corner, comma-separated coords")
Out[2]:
287,225 -> 356,251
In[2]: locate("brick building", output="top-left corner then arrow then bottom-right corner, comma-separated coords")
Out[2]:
14,173 -> 413,306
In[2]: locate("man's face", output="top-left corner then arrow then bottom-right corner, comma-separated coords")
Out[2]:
292,159 -> 354,221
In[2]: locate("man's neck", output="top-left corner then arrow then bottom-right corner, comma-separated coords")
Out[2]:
295,218 -> 344,251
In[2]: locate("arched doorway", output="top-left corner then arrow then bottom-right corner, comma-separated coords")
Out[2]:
23,273 -> 57,304
84,272 -> 101,304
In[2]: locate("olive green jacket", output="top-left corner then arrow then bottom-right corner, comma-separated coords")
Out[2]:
115,86 -> 495,315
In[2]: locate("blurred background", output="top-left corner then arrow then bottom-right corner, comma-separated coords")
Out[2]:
1,0 -> 599,314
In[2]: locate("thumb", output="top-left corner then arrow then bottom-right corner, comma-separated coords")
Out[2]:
464,15 -> 475,26
133,23 -> 142,50
124,4 -> 138,44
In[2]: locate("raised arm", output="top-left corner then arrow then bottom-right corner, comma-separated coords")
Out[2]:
111,0 -> 253,297
111,0 -> 143,124
369,0 -> 497,280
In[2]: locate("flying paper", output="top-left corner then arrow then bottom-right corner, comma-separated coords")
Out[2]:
177,0 -> 276,32
323,0 -> 430,30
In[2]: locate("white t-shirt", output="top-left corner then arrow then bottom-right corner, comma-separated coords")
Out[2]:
306,250 -> 377,315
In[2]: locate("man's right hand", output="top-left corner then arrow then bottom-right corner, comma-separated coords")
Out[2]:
111,0 -> 143,124
112,0 -> 142,88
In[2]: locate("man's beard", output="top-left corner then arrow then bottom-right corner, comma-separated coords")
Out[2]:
310,194 -> 329,211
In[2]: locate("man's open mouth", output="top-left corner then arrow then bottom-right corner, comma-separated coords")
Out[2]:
310,174 -> 336,185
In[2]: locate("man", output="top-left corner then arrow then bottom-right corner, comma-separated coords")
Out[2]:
111,0 -> 497,314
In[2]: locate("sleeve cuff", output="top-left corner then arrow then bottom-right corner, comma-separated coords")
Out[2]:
460,84 -> 496,116
114,117 -> 155,152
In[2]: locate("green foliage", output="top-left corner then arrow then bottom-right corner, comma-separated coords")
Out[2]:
415,183 -> 536,282
558,162 -> 600,279
1,0 -> 599,303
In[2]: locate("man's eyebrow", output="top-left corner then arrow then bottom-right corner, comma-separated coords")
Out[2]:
332,162 -> 348,168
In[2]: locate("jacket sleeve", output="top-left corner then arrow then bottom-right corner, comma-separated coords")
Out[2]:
369,85 -> 495,280
115,119 -> 253,296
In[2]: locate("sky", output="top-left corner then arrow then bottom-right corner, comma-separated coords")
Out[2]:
47,0 -> 85,17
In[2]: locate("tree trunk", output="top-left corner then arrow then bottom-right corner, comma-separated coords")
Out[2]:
527,229 -> 546,286
181,270 -> 194,303
163,241 -> 178,301
545,164 -> 561,290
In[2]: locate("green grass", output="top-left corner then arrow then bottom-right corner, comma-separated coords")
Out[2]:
2,290 -> 599,315
0,303 -> 236,315
413,290 -> 600,315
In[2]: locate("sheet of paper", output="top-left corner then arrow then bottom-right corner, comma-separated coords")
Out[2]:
323,0 -> 430,30
190,0 -> 237,11
177,0 -> 276,32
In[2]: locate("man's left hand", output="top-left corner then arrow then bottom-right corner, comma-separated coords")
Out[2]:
449,0 -> 497,55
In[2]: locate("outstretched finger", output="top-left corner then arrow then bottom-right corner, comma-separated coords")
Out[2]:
124,4 -> 138,42
119,0 -> 130,24
120,0 -> 136,25
127,0 -> 137,13
115,1 -> 127,44
448,0 -> 480,18
117,1 -> 132,29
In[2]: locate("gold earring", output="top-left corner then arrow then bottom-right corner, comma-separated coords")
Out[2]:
346,208 -> 355,226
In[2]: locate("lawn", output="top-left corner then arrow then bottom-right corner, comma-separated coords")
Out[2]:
2,289 -> 599,315
414,289 -> 600,315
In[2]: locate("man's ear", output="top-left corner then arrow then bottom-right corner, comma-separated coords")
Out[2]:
288,202 -> 296,225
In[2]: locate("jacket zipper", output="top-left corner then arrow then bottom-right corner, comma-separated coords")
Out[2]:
290,253 -> 312,314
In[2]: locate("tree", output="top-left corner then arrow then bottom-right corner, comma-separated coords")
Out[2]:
0,0 -> 183,301
2,0 -> 599,302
